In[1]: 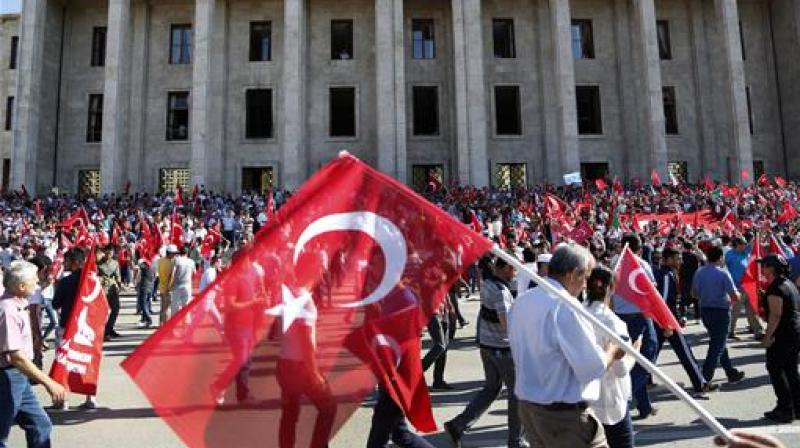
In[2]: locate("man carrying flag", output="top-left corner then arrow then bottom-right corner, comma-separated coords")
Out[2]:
725,237 -> 764,340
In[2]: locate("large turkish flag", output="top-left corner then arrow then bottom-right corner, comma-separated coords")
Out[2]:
614,247 -> 681,331
122,153 -> 492,447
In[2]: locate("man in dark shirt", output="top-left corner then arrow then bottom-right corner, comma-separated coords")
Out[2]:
52,248 -> 85,333
680,241 -> 704,320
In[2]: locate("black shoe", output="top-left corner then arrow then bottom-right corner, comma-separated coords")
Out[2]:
727,370 -> 746,383
458,320 -> 469,329
443,421 -> 462,448
764,409 -> 794,423
701,383 -> 720,393
110,331 -> 121,338
431,381 -> 454,391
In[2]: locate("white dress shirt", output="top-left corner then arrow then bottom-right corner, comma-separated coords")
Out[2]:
585,301 -> 635,425
509,279 -> 607,404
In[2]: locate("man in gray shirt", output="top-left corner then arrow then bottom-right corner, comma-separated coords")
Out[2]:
444,255 -> 526,448
169,247 -> 196,319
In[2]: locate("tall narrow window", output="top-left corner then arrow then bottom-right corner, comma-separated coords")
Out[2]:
656,20 -> 672,60
495,85 -> 522,135
576,85 -> 602,134
86,94 -> 104,142
4,97 -> 13,131
662,86 -> 678,135
571,19 -> 594,59
166,92 -> 190,141
331,20 -> 354,60
9,36 -> 18,70
91,27 -> 107,67
739,21 -> 746,60
411,19 -> 435,60
249,21 -> 272,62
245,89 -> 274,139
170,24 -> 193,65
412,86 -> 439,136
745,86 -> 754,134
329,87 -> 356,137
492,19 -> 516,58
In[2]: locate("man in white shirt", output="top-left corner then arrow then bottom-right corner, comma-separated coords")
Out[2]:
169,248 -> 196,318
509,243 -> 624,448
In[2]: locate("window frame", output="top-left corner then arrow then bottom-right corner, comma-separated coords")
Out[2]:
656,20 -> 672,60
244,88 -> 275,140
745,85 -> 754,135
411,19 -> 436,60
328,86 -> 358,139
330,19 -> 354,60
411,85 -> 440,137
249,21 -> 272,62
9,36 -> 18,70
492,18 -> 516,59
662,86 -> 679,135
169,24 -> 193,65
571,19 -> 595,59
85,93 -> 104,143
91,26 -> 107,67
493,85 -> 523,137
575,85 -> 603,135
166,91 -> 190,141
4,96 -> 13,132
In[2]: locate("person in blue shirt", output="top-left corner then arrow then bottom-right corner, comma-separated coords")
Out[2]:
725,236 -> 764,340
693,245 -> 746,384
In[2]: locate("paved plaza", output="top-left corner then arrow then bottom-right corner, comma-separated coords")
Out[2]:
11,291 -> 800,448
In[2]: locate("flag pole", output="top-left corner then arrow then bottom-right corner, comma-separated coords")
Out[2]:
490,246 -> 733,444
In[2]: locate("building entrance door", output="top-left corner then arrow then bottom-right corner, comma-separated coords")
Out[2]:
242,167 -> 274,194
580,162 -> 609,182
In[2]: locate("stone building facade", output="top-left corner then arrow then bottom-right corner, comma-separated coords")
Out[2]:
4,0 -> 800,195
0,14 -> 18,191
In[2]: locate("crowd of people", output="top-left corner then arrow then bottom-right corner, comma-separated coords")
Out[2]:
1,177 -> 798,448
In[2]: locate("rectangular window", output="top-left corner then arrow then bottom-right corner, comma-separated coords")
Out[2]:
411,164 -> 444,192
492,19 -> 516,58
739,21 -> 746,60
166,91 -> 190,141
4,97 -> 13,131
86,94 -> 103,142
245,89 -> 274,139
657,20 -> 671,60
571,19 -> 594,59
249,21 -> 272,62
78,169 -> 101,198
745,86 -> 754,134
91,27 -> 107,67
576,85 -> 602,134
494,85 -> 522,135
329,87 -> 356,137
753,160 -> 765,179
495,163 -> 527,188
668,161 -> 688,183
331,20 -> 354,60
9,36 -> 18,70
662,86 -> 678,135
159,168 -> 191,194
411,19 -> 435,60
170,24 -> 192,65
412,86 -> 439,136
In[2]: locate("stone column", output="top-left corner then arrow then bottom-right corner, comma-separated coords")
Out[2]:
190,0 -> 225,191
631,0 -> 668,180
714,0 -> 753,184
374,0 -> 406,181
11,0 -> 48,194
281,0 -> 308,190
451,0 -> 488,187
100,0 -> 132,194
126,2 -> 150,191
548,0 -> 580,182
689,0 -> 717,179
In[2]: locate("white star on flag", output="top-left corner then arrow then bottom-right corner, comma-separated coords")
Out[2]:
266,285 -> 317,333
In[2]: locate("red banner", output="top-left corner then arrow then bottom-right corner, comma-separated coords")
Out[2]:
49,249 -> 110,395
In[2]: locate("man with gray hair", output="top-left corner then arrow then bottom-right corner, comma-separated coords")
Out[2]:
1,260 -> 66,447
509,243 -> 624,448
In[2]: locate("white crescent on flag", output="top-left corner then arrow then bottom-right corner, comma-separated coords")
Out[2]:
293,211 -> 407,308
628,268 -> 649,296
81,273 -> 103,304
372,333 -> 403,368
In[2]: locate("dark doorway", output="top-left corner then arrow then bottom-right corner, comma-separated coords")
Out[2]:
580,162 -> 609,182
242,167 -> 274,194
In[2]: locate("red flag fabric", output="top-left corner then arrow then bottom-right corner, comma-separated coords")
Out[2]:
650,169 -> 661,187
594,178 -> 608,191
120,153 -> 492,448
778,201 -> 798,224
775,176 -> 787,188
612,177 -> 623,193
170,210 -> 184,248
757,174 -> 770,187
49,250 -> 110,395
741,238 -> 765,317
544,193 -> 570,219
569,221 -> 594,244
741,169 -> 750,181
703,174 -> 714,191
19,184 -> 28,198
175,184 -> 184,206
470,211 -> 482,233
614,247 -> 682,331
33,199 -> 42,218
267,189 -> 276,221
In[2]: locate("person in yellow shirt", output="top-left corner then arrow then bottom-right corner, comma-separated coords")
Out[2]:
158,245 -> 178,325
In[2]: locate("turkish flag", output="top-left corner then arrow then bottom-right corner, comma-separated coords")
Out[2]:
703,174 -> 714,191
569,221 -> 594,244
775,176 -> 787,188
768,234 -> 794,258
757,174 -> 770,187
49,249 -> 110,395
614,247 -> 681,331
175,184 -> 184,206
594,178 -> 608,191
650,169 -> 661,187
544,193 -> 570,219
612,176 -> 623,193
778,201 -> 798,224
170,210 -> 184,248
741,238 -> 766,317
121,153 -> 492,448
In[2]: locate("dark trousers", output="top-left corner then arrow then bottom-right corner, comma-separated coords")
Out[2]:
450,291 -> 467,326
136,287 -> 153,325
603,409 -> 633,448
421,315 -> 447,384
104,286 -> 120,336
276,359 -> 336,448
40,302 -> 57,341
366,388 -> 435,448
618,314 -> 657,415
0,368 -> 52,448
655,326 -> 707,392
766,343 -> 800,414
700,308 -> 737,382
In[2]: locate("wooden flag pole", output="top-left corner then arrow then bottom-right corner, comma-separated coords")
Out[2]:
490,246 -> 733,444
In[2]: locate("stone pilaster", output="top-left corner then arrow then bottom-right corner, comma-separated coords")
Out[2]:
190,0 -> 225,191
281,0 -> 308,190
126,1 -> 150,191
715,0 -> 753,184
689,0 -> 717,179
374,0 -> 406,181
632,0 -> 668,180
100,0 -> 132,194
452,0 -> 488,187
11,0 -> 48,194
548,0 -> 580,183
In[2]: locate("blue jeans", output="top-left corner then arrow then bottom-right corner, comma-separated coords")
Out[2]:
603,409 -> 634,448
40,302 -> 57,341
0,368 -> 52,448
136,287 -> 153,325
700,308 -> 737,381
618,314 -> 657,415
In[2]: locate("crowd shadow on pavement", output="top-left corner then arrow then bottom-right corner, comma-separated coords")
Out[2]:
49,407 -> 159,426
